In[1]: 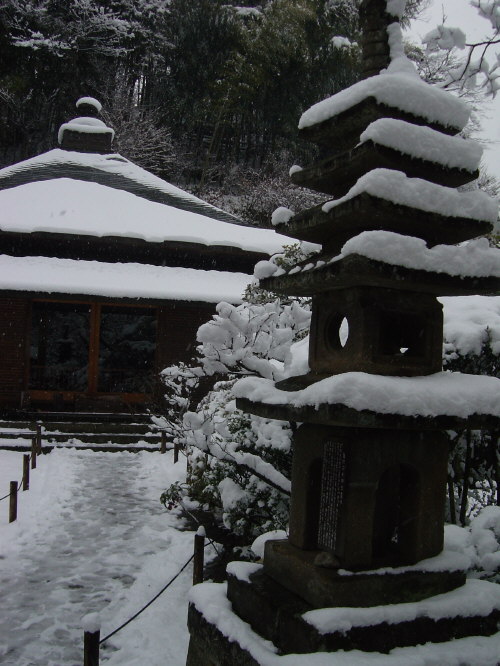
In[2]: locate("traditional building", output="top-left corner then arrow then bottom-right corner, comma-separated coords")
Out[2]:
0,97 -> 287,413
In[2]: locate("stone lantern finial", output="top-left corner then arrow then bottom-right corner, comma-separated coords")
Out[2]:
359,0 -> 394,78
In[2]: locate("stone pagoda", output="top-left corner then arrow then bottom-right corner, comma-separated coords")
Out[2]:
186,1 -> 500,663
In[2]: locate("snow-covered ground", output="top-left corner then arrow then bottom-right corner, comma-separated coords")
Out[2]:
0,448 -> 196,666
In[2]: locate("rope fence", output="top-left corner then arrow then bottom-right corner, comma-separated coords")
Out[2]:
1,427 -> 43,522
83,528 -> 210,665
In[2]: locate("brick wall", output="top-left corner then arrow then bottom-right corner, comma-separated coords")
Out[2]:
0,296 -> 29,407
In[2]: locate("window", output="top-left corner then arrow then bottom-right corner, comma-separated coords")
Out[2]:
29,301 -> 157,395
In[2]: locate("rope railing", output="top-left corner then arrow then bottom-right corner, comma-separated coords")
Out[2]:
83,528 -> 210,665
1,430 -> 43,521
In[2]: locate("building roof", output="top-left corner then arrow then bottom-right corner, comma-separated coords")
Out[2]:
0,99 -> 294,303
0,148 -> 246,226
0,176 -> 287,256
0,254 -> 251,304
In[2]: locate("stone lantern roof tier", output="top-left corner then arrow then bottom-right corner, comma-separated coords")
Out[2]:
299,72 -> 470,136
260,234 -> 500,298
234,371 -> 500,431
297,96 -> 462,157
291,134 -> 479,199
273,180 -> 496,254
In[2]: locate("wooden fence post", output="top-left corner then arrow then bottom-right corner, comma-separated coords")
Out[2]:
31,437 -> 37,469
23,454 -> 30,491
160,431 -> 166,454
174,442 -> 179,464
193,527 -> 205,585
83,613 -> 101,666
36,423 -> 42,455
9,481 -> 17,523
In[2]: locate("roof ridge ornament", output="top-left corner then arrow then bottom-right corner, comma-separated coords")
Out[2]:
58,96 -> 114,154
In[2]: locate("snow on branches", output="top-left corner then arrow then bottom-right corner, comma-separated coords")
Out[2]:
196,299 -> 311,381
422,0 -> 500,96
157,273 -> 310,540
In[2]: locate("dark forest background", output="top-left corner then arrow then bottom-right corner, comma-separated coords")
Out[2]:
0,0 -> 426,223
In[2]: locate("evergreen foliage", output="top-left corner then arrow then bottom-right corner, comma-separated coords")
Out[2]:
0,0 -> 361,178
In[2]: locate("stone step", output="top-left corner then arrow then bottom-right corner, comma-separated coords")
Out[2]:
0,410 -> 165,449
0,411 -> 153,424
0,421 -> 157,435
0,442 -> 165,453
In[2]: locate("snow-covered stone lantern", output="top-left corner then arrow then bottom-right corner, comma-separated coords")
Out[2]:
186,1 -> 500,662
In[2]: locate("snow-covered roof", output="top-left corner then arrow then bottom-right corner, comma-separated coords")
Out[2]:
0,254 -> 251,303
0,178 -> 288,255
0,148 -> 247,227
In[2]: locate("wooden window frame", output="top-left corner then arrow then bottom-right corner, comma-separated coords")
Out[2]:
26,298 -> 158,404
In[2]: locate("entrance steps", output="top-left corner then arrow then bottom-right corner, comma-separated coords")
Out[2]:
0,411 -> 166,452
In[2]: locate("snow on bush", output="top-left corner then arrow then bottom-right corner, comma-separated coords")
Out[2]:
158,246 -> 312,541
271,206 -> 294,226
443,507 -> 500,582
196,298 -> 311,380
182,382 -> 292,539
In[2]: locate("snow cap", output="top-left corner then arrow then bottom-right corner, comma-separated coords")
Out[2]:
76,96 -> 102,116
82,612 -> 101,633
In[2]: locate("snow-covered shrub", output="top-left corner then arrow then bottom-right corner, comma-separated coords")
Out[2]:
158,246 -> 311,541
444,506 -> 500,584
443,325 -> 499,525
152,362 -> 205,449
182,381 -> 292,539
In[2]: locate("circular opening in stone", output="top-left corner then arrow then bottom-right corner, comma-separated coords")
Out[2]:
324,313 -> 349,351
339,317 -> 349,348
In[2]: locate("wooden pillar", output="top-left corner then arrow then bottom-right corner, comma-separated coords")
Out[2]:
23,454 -> 30,491
9,481 -> 17,523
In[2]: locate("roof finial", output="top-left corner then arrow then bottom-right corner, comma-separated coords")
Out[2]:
58,97 -> 114,154
75,96 -> 102,118
359,0 -> 402,79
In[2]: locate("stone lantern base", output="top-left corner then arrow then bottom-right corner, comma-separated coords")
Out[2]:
186,565 -> 500,665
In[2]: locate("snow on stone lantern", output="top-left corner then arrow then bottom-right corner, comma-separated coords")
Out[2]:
186,1 -> 500,662
58,96 -> 115,154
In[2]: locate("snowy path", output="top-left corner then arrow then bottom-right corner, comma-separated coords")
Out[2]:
0,449 -> 194,666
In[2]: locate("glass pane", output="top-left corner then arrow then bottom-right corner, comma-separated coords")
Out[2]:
29,302 -> 90,390
98,306 -> 156,393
